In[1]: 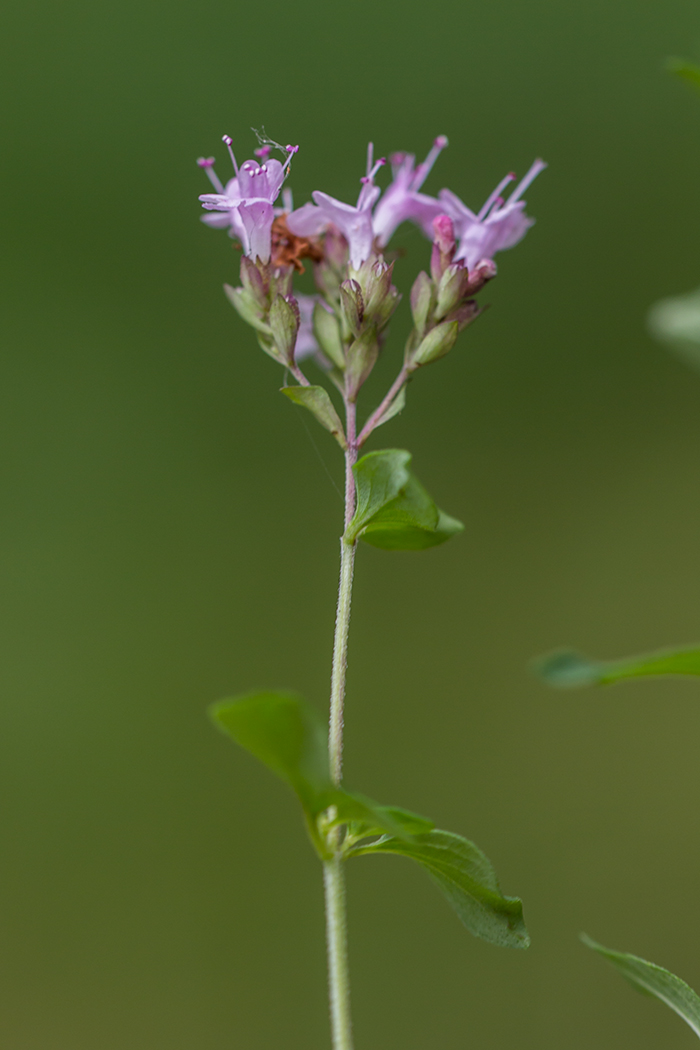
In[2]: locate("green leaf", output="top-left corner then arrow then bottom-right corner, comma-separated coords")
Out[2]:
345,449 -> 464,550
210,691 -> 413,857
281,386 -> 347,448
668,57 -> 700,93
345,449 -> 412,540
211,691 -> 332,814
535,646 -> 700,688
348,829 -> 529,949
582,934 -> 700,1038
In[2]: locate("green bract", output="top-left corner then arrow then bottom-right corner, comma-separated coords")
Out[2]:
535,645 -> 700,688
344,449 -> 464,550
281,385 -> 347,448
583,934 -> 700,1039
210,691 -> 528,947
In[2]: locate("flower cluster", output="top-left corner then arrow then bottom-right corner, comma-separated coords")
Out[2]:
197,132 -> 545,438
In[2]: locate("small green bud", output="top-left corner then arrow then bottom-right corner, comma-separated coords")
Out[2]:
410,320 -> 459,368
224,284 -> 272,336
410,271 -> 434,336
345,324 -> 379,400
339,280 -> 364,338
313,303 -> 346,370
435,264 -> 470,320
269,294 -> 300,363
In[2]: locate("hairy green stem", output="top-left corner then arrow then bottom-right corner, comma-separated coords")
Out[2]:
324,397 -> 358,1050
323,856 -> 354,1050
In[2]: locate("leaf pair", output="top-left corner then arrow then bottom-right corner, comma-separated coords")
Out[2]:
535,645 -> 700,688
345,449 -> 464,550
584,935 -> 700,1039
210,691 -> 528,950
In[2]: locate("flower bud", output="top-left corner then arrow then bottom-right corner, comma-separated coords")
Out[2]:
465,258 -> 497,296
430,214 -> 457,282
435,263 -> 471,320
240,256 -> 267,308
224,284 -> 272,336
447,300 -> 481,333
345,324 -> 379,400
410,271 -> 435,336
269,294 -> 300,363
339,280 -> 364,338
313,302 -> 346,370
410,320 -> 459,368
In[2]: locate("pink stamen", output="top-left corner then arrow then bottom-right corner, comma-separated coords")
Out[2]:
411,134 -> 449,191
197,157 -> 223,193
509,158 -> 547,203
366,142 -> 374,178
222,135 -> 239,176
282,145 -> 299,173
254,145 -> 271,160
361,158 -> 386,184
478,172 -> 516,220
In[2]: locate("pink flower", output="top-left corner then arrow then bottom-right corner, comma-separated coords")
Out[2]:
438,158 -> 546,268
286,145 -> 385,269
198,137 -> 298,262
371,136 -> 448,246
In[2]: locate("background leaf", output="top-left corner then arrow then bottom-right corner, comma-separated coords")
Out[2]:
582,934 -> 700,1039
535,646 -> 700,688
648,286 -> 700,372
348,829 -> 529,949
668,57 -> 700,93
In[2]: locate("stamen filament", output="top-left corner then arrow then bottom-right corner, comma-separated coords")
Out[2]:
478,173 -> 516,220
509,158 -> 547,203
411,134 -> 449,191
222,135 -> 239,176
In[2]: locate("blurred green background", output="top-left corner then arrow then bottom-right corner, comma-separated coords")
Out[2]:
3,0 -> 700,1047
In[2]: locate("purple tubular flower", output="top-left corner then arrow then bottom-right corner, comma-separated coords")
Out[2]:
371,136 -> 448,246
287,144 -> 385,269
438,158 -> 547,269
198,137 -> 296,262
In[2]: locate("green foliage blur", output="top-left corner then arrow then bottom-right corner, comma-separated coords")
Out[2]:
3,0 -> 700,1047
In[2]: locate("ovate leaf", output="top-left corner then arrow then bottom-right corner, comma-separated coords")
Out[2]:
345,449 -> 412,540
535,646 -> 700,688
211,691 -> 332,814
210,691 -> 412,856
281,386 -> 347,448
348,829 -> 529,949
582,934 -> 700,1038
345,449 -> 464,550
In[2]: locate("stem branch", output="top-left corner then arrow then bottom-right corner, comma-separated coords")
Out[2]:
357,365 -> 410,447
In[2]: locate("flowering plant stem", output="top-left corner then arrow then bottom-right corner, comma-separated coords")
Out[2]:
324,396 -> 358,1050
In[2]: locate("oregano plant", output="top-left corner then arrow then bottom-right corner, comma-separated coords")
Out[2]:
197,129 -> 544,1049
